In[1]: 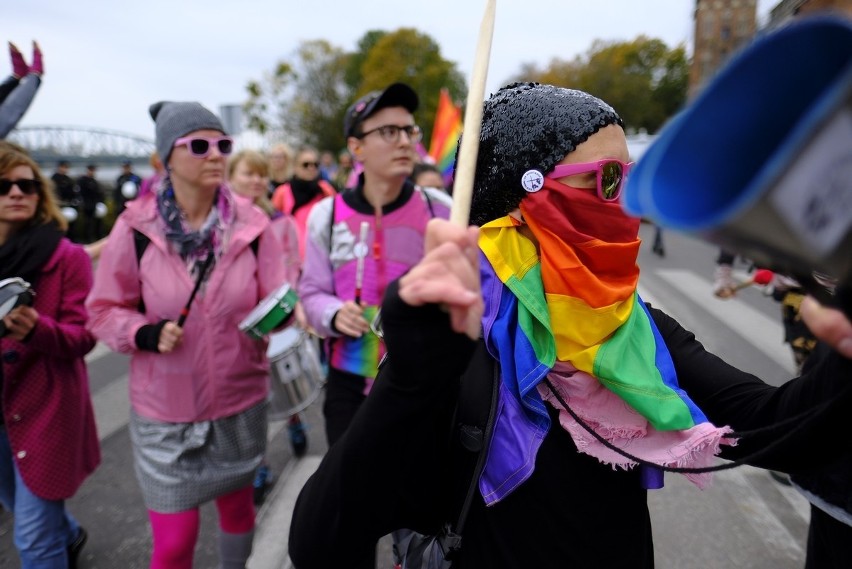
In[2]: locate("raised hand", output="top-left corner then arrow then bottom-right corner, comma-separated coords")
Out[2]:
399,218 -> 483,340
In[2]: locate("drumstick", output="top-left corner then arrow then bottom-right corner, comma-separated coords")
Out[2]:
449,0 -> 496,227
177,252 -> 214,327
354,221 -> 369,305
715,278 -> 755,299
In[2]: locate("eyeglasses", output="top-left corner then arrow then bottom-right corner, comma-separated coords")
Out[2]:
359,124 -> 422,144
174,136 -> 234,158
0,178 -> 41,196
301,161 -> 319,168
546,159 -> 634,201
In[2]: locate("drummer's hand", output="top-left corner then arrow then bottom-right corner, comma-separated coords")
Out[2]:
333,301 -> 370,338
294,302 -> 310,331
158,321 -> 184,353
3,305 -> 39,341
801,296 -> 852,359
399,219 -> 483,340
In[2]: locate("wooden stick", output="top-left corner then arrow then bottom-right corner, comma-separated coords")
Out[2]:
449,0 -> 496,227
715,278 -> 755,299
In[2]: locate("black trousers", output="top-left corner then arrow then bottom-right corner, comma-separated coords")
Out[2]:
322,366 -> 369,447
321,365 -> 377,569
805,504 -> 852,569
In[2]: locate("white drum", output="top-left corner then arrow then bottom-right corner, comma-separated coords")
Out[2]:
266,328 -> 324,420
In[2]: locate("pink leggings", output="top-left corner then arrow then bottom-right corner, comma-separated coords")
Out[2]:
147,485 -> 255,569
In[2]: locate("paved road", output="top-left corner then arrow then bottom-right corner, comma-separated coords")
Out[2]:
1,224 -> 815,568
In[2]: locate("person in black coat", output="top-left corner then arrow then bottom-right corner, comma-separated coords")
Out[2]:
288,83 -> 852,569
76,164 -> 104,242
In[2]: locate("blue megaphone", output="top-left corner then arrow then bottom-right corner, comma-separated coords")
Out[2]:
624,15 -> 852,283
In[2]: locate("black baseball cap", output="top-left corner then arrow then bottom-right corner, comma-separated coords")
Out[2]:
344,82 -> 419,138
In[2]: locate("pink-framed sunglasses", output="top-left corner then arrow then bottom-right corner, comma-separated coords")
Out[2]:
546,159 -> 634,201
174,135 -> 234,158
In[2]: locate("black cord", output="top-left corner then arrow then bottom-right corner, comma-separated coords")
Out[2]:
543,377 -> 851,474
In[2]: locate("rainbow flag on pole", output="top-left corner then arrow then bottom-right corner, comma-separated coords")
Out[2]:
427,88 -> 463,184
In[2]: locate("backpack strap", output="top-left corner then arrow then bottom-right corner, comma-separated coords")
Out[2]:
326,195 -> 338,296
327,194 -> 336,255
319,180 -> 337,198
131,229 -> 258,314
440,339 -> 499,558
419,187 -> 437,218
133,229 -> 150,313
133,228 -> 150,264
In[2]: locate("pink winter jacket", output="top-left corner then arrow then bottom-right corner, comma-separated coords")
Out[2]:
86,193 -> 293,423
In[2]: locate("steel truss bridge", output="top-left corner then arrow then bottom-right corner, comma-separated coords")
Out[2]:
6,125 -> 155,167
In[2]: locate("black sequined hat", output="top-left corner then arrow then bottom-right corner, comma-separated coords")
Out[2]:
470,82 -> 624,226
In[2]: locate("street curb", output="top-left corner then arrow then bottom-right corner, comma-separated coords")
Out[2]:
248,455 -> 322,569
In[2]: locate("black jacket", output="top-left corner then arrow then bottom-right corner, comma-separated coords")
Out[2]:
289,280 -> 852,568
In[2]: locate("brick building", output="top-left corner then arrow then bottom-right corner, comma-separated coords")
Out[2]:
767,0 -> 852,27
689,0 -> 758,98
689,0 -> 851,97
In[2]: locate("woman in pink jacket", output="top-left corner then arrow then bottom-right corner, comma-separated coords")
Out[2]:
226,149 -> 310,503
86,102 -> 292,569
0,144 -> 99,568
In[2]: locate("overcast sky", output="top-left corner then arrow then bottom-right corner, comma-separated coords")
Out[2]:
6,0 -> 776,141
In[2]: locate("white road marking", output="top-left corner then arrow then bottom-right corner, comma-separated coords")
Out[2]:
248,456 -> 322,569
92,374 -> 130,441
85,342 -> 113,364
716,466 -> 807,559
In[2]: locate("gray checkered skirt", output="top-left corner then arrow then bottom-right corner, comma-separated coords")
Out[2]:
129,401 -> 268,512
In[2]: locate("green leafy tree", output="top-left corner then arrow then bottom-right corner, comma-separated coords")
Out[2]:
244,39 -> 349,152
355,28 -> 466,145
244,29 -> 466,153
512,37 -> 689,133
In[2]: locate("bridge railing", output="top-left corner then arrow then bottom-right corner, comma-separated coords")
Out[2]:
6,125 -> 156,166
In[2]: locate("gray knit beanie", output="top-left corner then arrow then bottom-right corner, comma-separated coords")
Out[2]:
469,82 -> 624,226
149,101 -> 226,165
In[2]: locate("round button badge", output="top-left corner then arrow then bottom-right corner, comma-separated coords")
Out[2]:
521,170 -> 544,193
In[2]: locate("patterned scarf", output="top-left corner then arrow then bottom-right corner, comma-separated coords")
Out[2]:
477,181 -> 731,504
157,183 -> 234,277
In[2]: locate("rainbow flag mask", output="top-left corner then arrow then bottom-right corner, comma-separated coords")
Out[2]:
479,185 -> 713,438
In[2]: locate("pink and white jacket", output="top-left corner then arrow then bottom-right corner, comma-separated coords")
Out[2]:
86,192 -> 293,423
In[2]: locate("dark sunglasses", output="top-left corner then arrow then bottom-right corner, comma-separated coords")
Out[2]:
0,178 -> 41,196
546,159 -> 634,201
174,135 -> 234,158
301,161 -> 319,168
